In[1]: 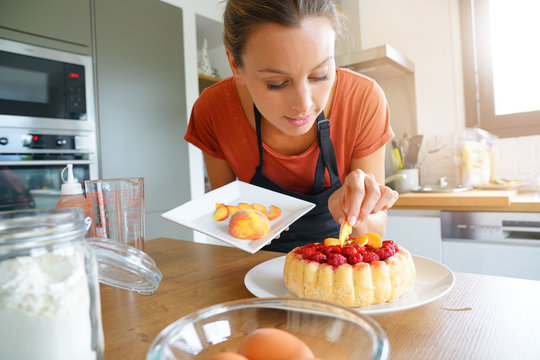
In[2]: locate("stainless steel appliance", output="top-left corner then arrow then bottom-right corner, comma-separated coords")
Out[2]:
442,211 -> 540,281
0,128 -> 98,210
0,38 -> 96,132
0,39 -> 98,210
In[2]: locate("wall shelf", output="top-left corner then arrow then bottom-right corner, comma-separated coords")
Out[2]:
198,73 -> 221,92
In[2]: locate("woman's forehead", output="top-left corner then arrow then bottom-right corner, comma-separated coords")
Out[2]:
242,17 -> 335,72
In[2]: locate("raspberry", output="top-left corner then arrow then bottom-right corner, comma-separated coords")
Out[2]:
347,253 -> 363,265
327,253 -> 347,266
363,252 -> 380,263
384,245 -> 396,256
375,247 -> 394,260
355,245 -> 368,255
340,245 -> 358,257
302,247 -> 317,259
364,245 -> 375,252
313,243 -> 326,252
324,245 -> 342,256
382,240 -> 396,251
310,252 -> 327,263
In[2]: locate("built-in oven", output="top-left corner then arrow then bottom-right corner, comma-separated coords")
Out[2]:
0,39 -> 98,209
0,38 -> 96,132
0,128 -> 98,210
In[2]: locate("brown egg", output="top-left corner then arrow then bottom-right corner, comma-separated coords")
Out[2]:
237,328 -> 314,360
209,352 -> 249,360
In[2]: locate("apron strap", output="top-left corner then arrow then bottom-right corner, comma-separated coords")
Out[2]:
254,105 -> 265,173
312,118 -> 340,193
253,105 -> 339,193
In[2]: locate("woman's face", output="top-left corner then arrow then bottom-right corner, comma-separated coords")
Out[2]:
231,17 -> 336,137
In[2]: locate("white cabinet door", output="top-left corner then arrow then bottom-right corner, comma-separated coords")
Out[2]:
442,240 -> 540,281
386,210 -> 442,261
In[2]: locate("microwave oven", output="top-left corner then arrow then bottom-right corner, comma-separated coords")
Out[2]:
0,39 -> 96,132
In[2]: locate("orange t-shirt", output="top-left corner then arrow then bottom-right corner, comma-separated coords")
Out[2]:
185,67 -> 394,194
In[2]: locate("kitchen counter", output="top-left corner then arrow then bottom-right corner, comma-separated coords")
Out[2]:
101,238 -> 540,359
393,189 -> 540,212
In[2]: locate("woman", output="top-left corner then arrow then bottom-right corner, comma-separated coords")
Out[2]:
185,0 -> 398,252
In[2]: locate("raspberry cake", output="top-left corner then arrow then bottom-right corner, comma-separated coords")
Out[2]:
283,239 -> 416,307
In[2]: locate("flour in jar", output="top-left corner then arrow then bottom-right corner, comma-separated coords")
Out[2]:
0,249 -> 100,360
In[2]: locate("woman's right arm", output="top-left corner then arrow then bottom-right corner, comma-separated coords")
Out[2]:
203,152 -> 237,190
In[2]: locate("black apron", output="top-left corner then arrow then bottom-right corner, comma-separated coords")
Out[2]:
250,105 -> 342,252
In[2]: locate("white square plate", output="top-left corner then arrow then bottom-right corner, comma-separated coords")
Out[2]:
161,180 -> 316,254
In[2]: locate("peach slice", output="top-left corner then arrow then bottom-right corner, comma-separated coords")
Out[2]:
229,209 -> 271,240
351,235 -> 368,246
238,202 -> 252,210
323,237 -> 341,246
213,205 -> 229,221
364,232 -> 383,249
338,220 -> 353,246
215,202 -> 225,209
227,205 -> 241,216
354,232 -> 383,249
266,205 -> 282,220
252,203 -> 267,214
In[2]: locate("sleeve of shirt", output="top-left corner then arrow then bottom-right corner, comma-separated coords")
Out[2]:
184,95 -> 226,160
351,79 -> 394,158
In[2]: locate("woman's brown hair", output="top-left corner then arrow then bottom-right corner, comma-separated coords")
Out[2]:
223,0 -> 345,67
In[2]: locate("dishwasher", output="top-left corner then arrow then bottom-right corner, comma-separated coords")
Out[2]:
441,211 -> 540,281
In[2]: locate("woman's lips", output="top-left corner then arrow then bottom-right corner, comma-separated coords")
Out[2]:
284,114 -> 311,127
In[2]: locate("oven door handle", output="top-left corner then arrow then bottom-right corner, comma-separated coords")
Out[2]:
0,160 -> 94,166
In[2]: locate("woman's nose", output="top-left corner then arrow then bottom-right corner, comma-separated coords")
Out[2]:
289,82 -> 312,113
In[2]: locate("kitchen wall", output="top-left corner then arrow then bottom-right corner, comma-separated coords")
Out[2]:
349,0 -> 465,138
346,0 -> 538,187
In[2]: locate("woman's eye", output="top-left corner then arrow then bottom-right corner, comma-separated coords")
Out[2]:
311,74 -> 328,82
265,74 -> 328,91
266,82 -> 287,90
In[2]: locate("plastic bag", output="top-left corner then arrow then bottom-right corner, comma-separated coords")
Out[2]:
456,128 -> 497,187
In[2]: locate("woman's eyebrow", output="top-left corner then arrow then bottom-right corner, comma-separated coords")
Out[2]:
257,56 -> 333,75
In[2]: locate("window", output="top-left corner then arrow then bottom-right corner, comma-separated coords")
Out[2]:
460,0 -> 540,138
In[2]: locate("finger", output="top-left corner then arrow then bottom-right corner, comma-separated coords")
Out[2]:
328,187 -> 347,224
342,170 -> 367,226
380,189 -> 399,211
356,174 -> 380,224
371,185 -> 397,213
273,226 -> 289,240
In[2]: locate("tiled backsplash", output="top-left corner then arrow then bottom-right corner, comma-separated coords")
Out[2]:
417,133 -> 540,190
493,134 -> 540,190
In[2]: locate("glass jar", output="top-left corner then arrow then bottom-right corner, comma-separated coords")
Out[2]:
0,208 -> 104,360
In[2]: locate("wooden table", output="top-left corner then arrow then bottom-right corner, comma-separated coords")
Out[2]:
101,238 -> 540,359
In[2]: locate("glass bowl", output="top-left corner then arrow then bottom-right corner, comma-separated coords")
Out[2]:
146,297 -> 389,360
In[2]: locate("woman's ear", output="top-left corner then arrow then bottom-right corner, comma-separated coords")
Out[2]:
226,48 -> 245,85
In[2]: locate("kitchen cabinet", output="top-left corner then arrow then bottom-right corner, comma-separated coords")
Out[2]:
442,240 -> 540,281
386,209 -> 442,261
93,0 -> 192,241
0,0 -> 91,54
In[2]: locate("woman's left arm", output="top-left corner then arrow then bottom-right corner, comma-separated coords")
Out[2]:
328,146 -> 398,237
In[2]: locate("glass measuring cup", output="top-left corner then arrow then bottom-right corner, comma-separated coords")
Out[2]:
85,177 -> 145,250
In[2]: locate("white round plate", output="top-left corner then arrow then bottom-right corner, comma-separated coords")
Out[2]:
244,255 -> 455,315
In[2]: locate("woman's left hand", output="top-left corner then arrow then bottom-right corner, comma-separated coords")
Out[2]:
328,169 -> 398,227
